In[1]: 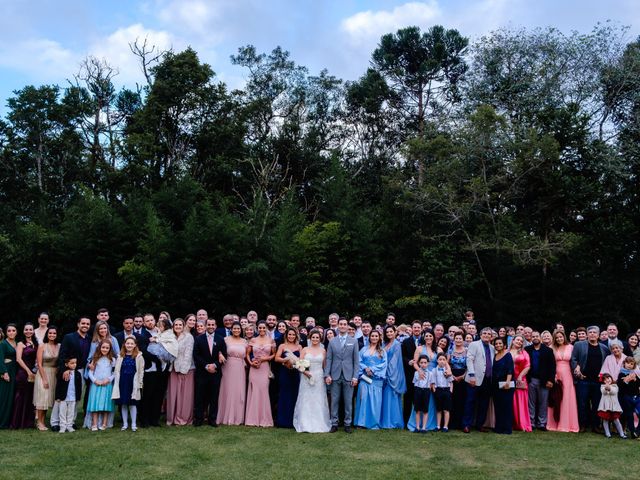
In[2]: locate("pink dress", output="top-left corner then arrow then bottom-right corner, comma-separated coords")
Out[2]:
547,345 -> 579,432
217,340 -> 248,425
244,342 -> 274,427
512,350 -> 532,432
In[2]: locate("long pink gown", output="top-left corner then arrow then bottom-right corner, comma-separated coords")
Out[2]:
547,345 -> 579,432
512,350 -> 532,432
244,342 -> 274,427
217,340 -> 248,425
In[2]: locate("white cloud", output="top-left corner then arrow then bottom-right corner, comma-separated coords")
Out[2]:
0,38 -> 76,80
88,23 -> 179,85
341,1 -> 441,44
157,0 -> 220,37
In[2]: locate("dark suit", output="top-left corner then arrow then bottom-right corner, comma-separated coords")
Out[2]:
401,336 -> 421,424
55,368 -> 82,402
58,332 -> 91,370
571,340 -> 610,429
525,344 -> 556,428
193,332 -> 227,426
215,327 -> 231,338
114,331 -> 144,350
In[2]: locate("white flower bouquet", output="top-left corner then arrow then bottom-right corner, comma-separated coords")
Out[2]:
293,358 -> 314,385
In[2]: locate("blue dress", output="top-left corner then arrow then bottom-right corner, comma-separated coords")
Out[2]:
276,350 -> 300,428
354,347 -> 387,429
407,347 -> 438,431
492,352 -> 515,434
381,340 -> 406,429
87,357 -> 115,412
449,348 -> 467,429
115,355 -> 138,406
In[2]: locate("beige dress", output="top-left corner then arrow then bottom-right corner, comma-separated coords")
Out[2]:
33,344 -> 59,410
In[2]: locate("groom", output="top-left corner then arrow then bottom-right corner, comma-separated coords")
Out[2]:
324,317 -> 360,433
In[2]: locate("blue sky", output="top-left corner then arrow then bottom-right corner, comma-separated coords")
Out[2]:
1,0 -> 639,110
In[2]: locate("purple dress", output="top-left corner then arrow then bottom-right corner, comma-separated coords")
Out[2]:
11,342 -> 36,429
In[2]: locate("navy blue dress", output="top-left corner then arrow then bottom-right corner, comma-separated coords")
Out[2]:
116,355 -> 138,406
492,352 -> 515,434
276,350 -> 300,428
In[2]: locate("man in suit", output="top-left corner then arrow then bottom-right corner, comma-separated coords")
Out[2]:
324,318 -> 359,433
401,320 -> 423,424
114,316 -> 144,348
215,314 -> 234,338
571,325 -> 610,432
525,331 -> 556,430
56,316 -> 92,429
462,327 -> 495,433
193,318 -> 227,427
139,313 -> 167,427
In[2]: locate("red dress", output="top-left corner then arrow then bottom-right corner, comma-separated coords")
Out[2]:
512,350 -> 532,432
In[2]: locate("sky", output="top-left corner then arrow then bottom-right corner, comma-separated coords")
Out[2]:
1,0 -> 639,111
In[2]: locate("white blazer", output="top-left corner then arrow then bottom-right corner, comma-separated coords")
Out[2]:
465,340 -> 495,386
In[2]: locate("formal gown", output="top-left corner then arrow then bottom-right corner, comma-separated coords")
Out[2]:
380,340 -> 406,429
0,340 -> 17,428
492,352 -> 515,434
217,341 -> 248,425
293,352 -> 331,432
11,342 -> 37,429
115,355 -> 138,406
449,348 -> 467,430
276,350 -> 300,428
512,349 -> 532,432
547,345 -> 579,432
86,357 -> 115,413
33,344 -> 59,410
407,347 -> 438,431
245,343 -> 274,427
354,347 -> 387,429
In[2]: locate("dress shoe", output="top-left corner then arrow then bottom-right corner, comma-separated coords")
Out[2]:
51,425 -> 60,432
463,426 -> 470,433
538,426 -> 547,432
344,426 -> 353,434
193,421 -> 202,427
329,426 -> 338,433
208,422 -> 217,428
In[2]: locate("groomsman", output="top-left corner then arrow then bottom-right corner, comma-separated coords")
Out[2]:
193,319 -> 227,427
215,314 -> 234,338
401,321 -> 423,424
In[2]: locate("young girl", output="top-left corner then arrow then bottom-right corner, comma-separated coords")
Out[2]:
147,318 -> 178,363
112,337 -> 144,431
87,339 -> 116,431
617,356 -> 639,438
413,355 -> 430,433
598,373 -> 626,438
430,352 -> 453,432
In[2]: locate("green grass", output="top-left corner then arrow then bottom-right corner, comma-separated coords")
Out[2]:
0,426 -> 634,479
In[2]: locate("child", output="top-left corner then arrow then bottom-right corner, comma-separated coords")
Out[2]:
54,357 -> 82,433
147,318 -> 178,363
617,356 -> 639,438
112,337 -> 145,432
430,352 -> 453,432
87,339 -> 116,431
598,373 -> 626,439
413,355 -> 430,433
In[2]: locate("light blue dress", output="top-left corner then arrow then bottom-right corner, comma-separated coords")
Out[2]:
86,357 -> 115,412
354,347 -> 387,430
82,337 -> 119,428
380,340 -> 406,429
407,346 -> 438,431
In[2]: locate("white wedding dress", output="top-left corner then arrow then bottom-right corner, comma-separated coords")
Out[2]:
293,352 -> 332,433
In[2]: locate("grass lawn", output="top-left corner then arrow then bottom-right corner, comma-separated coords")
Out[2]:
0,426 -> 634,480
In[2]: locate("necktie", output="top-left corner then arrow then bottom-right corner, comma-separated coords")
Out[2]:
340,336 -> 346,348
415,337 -> 419,347
207,334 -> 213,355
483,342 -> 492,378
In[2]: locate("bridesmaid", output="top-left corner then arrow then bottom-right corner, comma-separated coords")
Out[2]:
408,330 -> 440,431
33,312 -> 50,344
509,334 -> 532,432
217,322 -> 249,425
245,321 -> 276,427
354,331 -> 388,430
449,332 -> 468,430
380,325 -> 406,429
0,324 -> 18,428
547,329 -> 579,432
274,327 -> 301,428
11,323 -> 38,429
492,337 -> 515,434
166,318 -> 195,425
34,326 -> 60,431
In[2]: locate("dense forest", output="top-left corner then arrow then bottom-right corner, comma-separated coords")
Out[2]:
0,24 -> 638,332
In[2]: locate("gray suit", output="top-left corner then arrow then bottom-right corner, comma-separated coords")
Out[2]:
324,335 -> 360,427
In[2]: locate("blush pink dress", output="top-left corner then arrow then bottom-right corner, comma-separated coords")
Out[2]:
512,350 -> 532,432
217,340 -> 248,425
547,345 -> 579,432
244,342 -> 274,427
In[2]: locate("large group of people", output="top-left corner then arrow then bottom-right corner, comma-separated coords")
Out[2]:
1,309 -> 639,439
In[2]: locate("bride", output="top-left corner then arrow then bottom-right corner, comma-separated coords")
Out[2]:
293,329 -> 331,432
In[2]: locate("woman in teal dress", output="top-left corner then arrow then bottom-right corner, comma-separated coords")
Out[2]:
354,331 -> 387,430
407,329 -> 441,431
0,324 -> 18,428
381,325 -> 406,429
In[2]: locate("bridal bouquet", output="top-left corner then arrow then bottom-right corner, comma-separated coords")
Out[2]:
293,358 -> 314,385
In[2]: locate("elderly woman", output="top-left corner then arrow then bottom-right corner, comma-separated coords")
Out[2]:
600,341 -> 626,379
